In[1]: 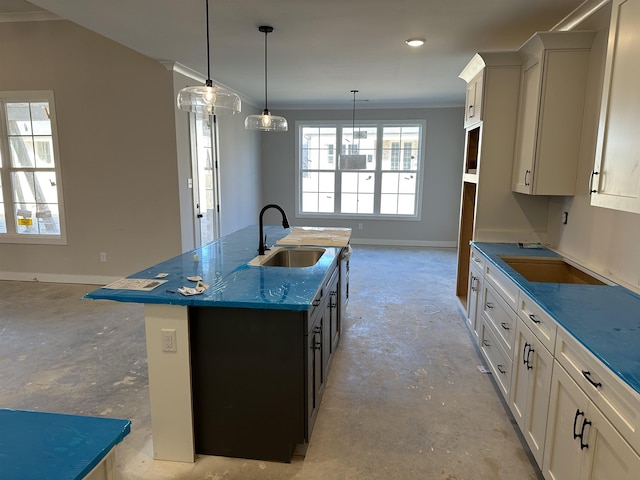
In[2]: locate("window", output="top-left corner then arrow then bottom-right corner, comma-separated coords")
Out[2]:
297,120 -> 424,218
0,91 -> 66,244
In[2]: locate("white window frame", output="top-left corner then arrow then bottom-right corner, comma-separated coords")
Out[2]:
295,119 -> 426,221
0,91 -> 67,245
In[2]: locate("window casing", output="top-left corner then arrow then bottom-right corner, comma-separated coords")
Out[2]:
296,120 -> 425,219
0,91 -> 66,244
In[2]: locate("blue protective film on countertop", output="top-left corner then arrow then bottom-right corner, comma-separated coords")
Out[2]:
473,242 -> 640,395
85,225 -> 341,311
0,409 -> 131,480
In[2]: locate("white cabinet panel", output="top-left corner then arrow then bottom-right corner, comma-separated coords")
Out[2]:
591,0 -> 640,214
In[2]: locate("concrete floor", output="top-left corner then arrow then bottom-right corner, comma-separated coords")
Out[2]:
0,246 -> 542,480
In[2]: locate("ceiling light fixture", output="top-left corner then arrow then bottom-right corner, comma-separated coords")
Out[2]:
339,90 -> 367,169
245,26 -> 288,132
405,38 -> 426,47
177,0 -> 241,115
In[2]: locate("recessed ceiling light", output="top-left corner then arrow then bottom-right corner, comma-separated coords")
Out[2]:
405,38 -> 426,47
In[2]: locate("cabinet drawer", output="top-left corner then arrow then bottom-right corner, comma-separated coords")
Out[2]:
480,321 -> 512,399
517,290 -> 557,354
484,261 -> 518,310
555,327 -> 640,455
481,283 -> 516,359
470,246 -> 486,272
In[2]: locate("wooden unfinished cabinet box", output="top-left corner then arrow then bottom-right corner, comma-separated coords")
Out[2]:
591,0 -> 640,214
512,31 -> 595,196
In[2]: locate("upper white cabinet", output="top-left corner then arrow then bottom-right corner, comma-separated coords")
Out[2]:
512,32 -> 595,195
464,71 -> 484,128
591,0 -> 640,214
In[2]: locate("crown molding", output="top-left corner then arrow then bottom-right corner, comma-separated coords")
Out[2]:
0,11 -> 61,22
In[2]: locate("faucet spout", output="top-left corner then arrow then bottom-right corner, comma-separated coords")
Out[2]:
258,204 -> 290,255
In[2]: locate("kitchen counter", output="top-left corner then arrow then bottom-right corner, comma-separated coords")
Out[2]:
85,225 -> 342,311
473,242 -> 640,395
84,224 -> 351,463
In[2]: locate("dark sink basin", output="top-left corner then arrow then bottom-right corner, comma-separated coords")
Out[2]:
499,255 -> 607,285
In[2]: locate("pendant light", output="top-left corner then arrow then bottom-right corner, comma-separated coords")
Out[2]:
177,0 -> 241,115
245,26 -> 288,132
339,90 -> 367,169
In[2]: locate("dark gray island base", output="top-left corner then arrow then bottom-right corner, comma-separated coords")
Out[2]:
190,261 -> 340,463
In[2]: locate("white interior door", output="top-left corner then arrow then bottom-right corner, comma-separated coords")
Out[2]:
190,114 -> 221,247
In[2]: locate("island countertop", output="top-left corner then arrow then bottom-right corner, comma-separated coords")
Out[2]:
85,225 -> 345,311
473,242 -> 640,395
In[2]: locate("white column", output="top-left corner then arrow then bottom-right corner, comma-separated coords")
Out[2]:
144,304 -> 194,462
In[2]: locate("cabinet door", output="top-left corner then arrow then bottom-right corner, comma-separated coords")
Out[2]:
510,319 -> 553,468
466,262 -> 483,343
464,71 -> 484,127
512,61 -> 541,194
543,362 -> 588,480
585,405 -> 640,480
591,0 -> 640,214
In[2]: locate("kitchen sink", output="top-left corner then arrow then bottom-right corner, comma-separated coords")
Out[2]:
249,247 -> 326,268
499,256 -> 607,285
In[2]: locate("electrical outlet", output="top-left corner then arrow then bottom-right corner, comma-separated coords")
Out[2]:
358,223 -> 363,230
99,252 -> 107,262
161,329 -> 177,352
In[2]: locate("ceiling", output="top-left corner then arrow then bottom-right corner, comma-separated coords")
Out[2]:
2,0 -> 588,109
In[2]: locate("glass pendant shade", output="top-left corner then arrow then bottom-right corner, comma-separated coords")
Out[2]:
177,81 -> 241,115
176,0 -> 241,115
245,25 -> 287,132
245,109 -> 288,131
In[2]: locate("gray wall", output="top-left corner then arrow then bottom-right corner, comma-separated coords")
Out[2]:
0,20 -> 262,283
261,107 -> 464,246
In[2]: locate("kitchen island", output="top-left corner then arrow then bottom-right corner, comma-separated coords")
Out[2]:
86,225 -> 351,463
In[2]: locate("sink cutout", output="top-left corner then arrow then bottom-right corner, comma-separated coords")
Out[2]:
249,247 -> 326,268
499,256 -> 607,285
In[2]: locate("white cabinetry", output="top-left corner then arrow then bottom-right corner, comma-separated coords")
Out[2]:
464,71 -> 484,128
512,32 -> 595,195
543,362 -> 640,480
509,317 -> 553,467
591,0 -> 640,214
466,247 -> 485,342
468,247 -> 640,478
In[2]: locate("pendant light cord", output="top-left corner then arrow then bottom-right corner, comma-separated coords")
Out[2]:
264,29 -> 269,112
351,90 -> 359,150
205,0 -> 211,82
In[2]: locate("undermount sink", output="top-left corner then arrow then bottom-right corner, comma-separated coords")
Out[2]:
249,247 -> 326,268
499,255 -> 607,285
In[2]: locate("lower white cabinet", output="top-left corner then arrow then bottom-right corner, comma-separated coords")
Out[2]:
509,317 -> 553,468
480,320 -> 512,398
466,260 -> 484,342
543,362 -> 640,480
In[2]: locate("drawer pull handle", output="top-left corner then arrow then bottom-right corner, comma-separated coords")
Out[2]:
528,313 -> 540,324
486,302 -> 494,309
312,299 -> 322,307
497,364 -> 506,375
473,257 -> 482,263
482,339 -> 491,347
500,322 -> 510,331
573,409 -> 585,440
582,370 -> 602,389
523,342 -> 531,366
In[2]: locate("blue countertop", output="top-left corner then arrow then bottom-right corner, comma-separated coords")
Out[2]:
85,226 -> 341,311
0,409 -> 130,480
473,242 -> 640,395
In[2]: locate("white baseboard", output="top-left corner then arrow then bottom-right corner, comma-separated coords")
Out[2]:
349,238 -> 456,248
0,271 -> 120,286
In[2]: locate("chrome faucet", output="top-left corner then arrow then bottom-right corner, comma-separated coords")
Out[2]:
258,204 -> 290,255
